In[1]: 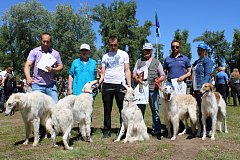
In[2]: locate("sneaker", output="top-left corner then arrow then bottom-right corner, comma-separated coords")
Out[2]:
102,130 -> 111,139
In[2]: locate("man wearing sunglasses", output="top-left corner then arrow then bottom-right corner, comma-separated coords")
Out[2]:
68,44 -> 97,96
163,39 -> 191,86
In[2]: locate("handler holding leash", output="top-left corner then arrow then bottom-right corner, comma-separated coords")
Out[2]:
133,43 -> 165,140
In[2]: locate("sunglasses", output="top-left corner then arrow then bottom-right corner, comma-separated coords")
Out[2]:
171,45 -> 180,49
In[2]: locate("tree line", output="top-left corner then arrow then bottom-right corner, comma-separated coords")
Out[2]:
0,0 -> 239,78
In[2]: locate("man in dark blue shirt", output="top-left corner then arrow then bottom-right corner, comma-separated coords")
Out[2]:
163,39 -> 191,85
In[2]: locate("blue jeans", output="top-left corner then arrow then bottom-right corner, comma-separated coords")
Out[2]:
32,83 -> 58,103
0,88 -> 4,112
138,89 -> 161,134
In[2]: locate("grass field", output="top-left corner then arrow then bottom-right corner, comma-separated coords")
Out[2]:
0,93 -> 240,160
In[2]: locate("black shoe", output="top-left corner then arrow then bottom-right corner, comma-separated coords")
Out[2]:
155,133 -> 162,140
102,130 -> 111,139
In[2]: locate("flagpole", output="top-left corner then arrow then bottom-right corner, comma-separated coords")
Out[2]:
156,36 -> 158,60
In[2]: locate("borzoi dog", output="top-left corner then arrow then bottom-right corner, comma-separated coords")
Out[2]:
72,80 -> 98,143
200,83 -> 228,141
114,84 -> 149,143
160,85 -> 200,140
50,95 -> 77,150
50,80 -> 98,150
5,91 -> 55,146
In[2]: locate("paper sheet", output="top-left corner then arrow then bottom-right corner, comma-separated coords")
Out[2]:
37,53 -> 57,72
171,78 -> 187,94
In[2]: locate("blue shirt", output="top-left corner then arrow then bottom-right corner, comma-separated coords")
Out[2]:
69,58 -> 96,95
216,71 -> 228,84
163,53 -> 191,81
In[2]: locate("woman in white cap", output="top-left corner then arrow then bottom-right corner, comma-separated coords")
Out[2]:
68,44 -> 97,95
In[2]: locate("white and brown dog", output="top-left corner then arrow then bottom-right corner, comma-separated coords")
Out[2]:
160,85 -> 200,140
200,83 -> 228,141
114,84 -> 149,143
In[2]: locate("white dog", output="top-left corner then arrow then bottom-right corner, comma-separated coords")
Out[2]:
72,80 -> 98,143
5,91 -> 55,146
50,95 -> 77,150
160,85 -> 200,140
114,84 -> 149,143
200,83 -> 228,141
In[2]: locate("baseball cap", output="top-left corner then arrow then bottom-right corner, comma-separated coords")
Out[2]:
143,43 -> 153,50
80,44 -> 90,51
197,43 -> 208,50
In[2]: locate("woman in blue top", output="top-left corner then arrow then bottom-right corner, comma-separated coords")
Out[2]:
68,44 -> 97,95
192,43 -> 214,132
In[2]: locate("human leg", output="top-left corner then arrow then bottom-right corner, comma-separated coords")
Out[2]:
149,90 -> 161,136
101,83 -> 114,138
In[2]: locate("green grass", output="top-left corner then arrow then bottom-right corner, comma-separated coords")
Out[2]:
0,93 -> 240,159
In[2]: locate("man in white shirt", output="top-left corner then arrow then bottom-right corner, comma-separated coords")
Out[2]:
98,35 -> 131,138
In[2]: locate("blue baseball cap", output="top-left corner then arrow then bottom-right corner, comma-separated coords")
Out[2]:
197,43 -> 208,50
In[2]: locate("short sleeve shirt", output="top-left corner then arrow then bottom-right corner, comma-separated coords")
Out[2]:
163,53 -> 191,81
27,46 -> 62,85
101,49 -> 129,84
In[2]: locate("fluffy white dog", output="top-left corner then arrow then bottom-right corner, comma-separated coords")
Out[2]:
200,83 -> 228,141
160,85 -> 200,140
50,95 -> 77,150
5,91 -> 55,146
72,80 -> 98,143
114,84 -> 149,143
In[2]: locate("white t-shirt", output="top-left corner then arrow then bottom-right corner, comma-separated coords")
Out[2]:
102,49 -> 129,84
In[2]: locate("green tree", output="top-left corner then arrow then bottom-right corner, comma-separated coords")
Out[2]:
52,3 -> 96,77
173,29 -> 192,59
193,30 -> 231,67
231,29 -> 240,70
92,0 -> 151,69
0,0 -> 51,75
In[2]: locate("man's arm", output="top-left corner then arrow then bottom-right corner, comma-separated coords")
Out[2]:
24,60 -> 34,85
98,66 -> 106,84
68,75 -> 73,95
124,63 -> 131,86
178,67 -> 191,82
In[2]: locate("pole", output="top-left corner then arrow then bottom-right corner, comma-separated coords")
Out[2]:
156,36 -> 159,60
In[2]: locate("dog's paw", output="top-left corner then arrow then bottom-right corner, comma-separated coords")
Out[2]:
23,140 -> 28,145
53,144 -> 58,147
114,139 -> 120,142
202,136 -> 206,140
170,137 -> 176,141
210,137 -> 215,141
66,147 -> 73,150
224,130 -> 228,133
32,143 -> 38,147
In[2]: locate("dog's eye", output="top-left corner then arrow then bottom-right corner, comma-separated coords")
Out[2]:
8,103 -> 12,106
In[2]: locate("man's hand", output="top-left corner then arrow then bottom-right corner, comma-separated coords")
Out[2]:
45,66 -> 54,72
155,77 -> 161,88
68,88 -> 73,95
177,76 -> 185,82
26,76 -> 33,85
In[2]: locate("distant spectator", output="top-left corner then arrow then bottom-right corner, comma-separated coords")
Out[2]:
216,66 -> 228,102
229,68 -> 240,106
2,67 -> 16,101
17,76 -> 24,93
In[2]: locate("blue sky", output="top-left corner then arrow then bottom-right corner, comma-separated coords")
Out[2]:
0,0 -> 240,62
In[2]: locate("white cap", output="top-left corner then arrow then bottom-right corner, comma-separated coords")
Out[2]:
80,44 -> 90,51
143,43 -> 153,50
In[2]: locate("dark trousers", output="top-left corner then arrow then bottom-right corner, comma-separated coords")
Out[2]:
231,84 -> 240,106
216,84 -> 228,102
194,92 -> 212,131
102,83 -> 125,131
